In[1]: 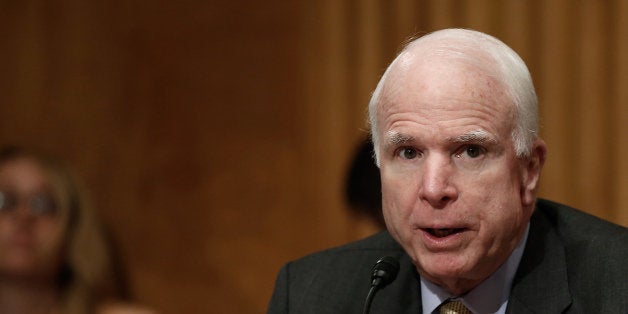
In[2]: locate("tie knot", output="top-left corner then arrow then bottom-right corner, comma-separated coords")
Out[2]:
439,300 -> 471,314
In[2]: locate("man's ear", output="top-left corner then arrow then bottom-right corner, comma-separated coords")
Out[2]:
521,139 -> 547,207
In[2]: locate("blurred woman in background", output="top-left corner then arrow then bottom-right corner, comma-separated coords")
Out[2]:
0,146 -> 154,314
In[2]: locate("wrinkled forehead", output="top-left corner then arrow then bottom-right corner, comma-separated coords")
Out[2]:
381,48 -> 508,107
375,44 -> 515,134
392,38 -> 501,83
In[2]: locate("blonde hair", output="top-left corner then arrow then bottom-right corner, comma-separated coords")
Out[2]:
0,146 -> 126,314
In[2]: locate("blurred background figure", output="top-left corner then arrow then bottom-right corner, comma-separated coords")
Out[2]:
0,146 -> 155,314
344,137 -> 385,230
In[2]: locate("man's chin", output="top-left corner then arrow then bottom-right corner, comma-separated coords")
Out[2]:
416,257 -> 474,283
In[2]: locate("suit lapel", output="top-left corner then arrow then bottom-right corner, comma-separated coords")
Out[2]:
507,210 -> 572,313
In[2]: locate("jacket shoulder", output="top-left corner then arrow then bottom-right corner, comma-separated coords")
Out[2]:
270,232 -> 409,314
530,199 -> 628,311
534,198 -> 628,243
288,231 -> 404,271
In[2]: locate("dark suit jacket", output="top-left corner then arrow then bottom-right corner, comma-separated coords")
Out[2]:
268,199 -> 628,313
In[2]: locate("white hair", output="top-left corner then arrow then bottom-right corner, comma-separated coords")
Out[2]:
368,28 -> 538,164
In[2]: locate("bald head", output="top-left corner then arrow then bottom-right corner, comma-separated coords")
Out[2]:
368,28 -> 538,164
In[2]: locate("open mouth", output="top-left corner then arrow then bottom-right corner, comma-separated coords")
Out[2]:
425,228 -> 465,238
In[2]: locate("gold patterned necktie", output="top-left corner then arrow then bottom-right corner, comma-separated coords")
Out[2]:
439,300 -> 471,314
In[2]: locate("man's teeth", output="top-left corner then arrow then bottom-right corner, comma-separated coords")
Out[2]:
431,228 -> 457,237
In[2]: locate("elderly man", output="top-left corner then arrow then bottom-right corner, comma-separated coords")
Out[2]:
268,29 -> 628,313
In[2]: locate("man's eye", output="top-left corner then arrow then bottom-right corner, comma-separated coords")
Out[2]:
458,145 -> 484,158
398,147 -> 419,159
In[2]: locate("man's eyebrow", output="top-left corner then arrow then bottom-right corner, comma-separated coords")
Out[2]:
385,131 -> 415,145
448,130 -> 496,144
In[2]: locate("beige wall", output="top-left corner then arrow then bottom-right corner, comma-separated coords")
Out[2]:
0,1 -> 626,313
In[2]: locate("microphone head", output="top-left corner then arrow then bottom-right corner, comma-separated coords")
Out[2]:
370,256 -> 400,288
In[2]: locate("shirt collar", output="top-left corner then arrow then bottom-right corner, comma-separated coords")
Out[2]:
420,223 -> 530,314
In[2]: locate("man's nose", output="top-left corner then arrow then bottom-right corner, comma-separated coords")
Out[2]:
419,154 -> 458,209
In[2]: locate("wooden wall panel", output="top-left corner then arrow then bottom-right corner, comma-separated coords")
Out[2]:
0,1 -> 625,313
576,1 -> 612,216
535,0 -> 577,207
614,0 -> 628,223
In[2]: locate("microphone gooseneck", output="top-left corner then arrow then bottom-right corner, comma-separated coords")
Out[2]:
362,256 -> 400,314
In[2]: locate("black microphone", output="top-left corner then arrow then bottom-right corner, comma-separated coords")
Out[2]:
362,256 -> 400,314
